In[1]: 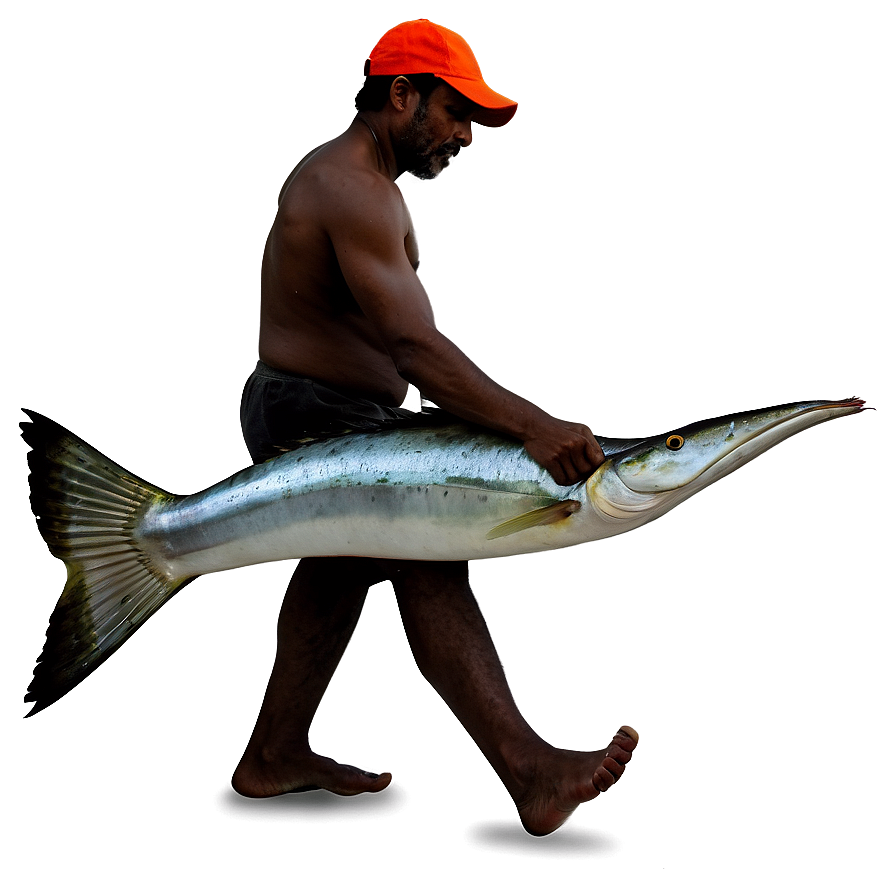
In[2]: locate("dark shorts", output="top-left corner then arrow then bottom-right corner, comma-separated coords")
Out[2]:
240,360 -> 417,463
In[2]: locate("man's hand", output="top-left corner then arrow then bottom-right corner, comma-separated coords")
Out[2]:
522,419 -> 606,486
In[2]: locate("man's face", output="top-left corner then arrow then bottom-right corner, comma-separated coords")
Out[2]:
398,84 -> 475,181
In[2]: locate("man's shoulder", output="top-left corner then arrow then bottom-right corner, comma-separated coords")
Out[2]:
284,146 -> 402,211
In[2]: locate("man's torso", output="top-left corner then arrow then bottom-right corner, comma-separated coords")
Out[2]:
258,134 -> 422,406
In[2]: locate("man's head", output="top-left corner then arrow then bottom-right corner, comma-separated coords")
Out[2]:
357,20 -> 517,128
394,81 -> 475,180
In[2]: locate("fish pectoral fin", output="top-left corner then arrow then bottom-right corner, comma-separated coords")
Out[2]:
486,500 -> 582,541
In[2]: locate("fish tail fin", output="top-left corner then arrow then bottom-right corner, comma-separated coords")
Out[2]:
21,410 -> 196,716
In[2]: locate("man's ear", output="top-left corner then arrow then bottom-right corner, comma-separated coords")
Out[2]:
389,76 -> 416,113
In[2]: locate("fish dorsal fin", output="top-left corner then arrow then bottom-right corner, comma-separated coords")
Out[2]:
486,500 -> 581,541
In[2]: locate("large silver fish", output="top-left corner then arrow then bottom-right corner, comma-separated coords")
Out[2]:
22,397 -> 865,715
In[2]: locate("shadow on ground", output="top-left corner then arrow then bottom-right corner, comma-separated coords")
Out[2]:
470,821 -> 617,853
222,784 -> 405,816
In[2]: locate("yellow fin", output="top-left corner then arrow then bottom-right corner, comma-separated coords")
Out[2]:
486,500 -> 581,541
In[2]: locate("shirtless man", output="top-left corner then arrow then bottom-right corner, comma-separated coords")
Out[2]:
231,19 -> 638,836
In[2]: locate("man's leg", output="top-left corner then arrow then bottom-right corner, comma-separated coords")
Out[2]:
392,561 -> 638,836
232,556 -> 393,798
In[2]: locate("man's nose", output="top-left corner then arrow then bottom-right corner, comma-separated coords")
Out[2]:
456,121 -> 473,147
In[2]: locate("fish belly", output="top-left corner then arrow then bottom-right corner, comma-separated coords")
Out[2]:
136,427 -> 597,575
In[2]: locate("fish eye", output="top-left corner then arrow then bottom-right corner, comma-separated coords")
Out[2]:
665,434 -> 685,451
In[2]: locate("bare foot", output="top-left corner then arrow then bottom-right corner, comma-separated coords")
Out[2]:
511,726 -> 639,836
232,749 -> 392,798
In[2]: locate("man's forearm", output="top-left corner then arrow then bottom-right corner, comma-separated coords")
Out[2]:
391,329 -> 551,440
390,328 -> 604,486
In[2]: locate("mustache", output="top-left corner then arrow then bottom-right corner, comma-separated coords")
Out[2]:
439,143 -> 461,158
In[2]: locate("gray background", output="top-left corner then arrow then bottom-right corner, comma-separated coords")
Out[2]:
3,2 -> 891,893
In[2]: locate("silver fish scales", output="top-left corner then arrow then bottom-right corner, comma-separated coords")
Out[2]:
21,397 -> 865,715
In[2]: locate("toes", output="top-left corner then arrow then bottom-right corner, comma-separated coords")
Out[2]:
593,765 -> 615,792
605,726 -> 638,764
368,772 -> 392,793
602,757 -> 625,779
613,726 -> 639,749
321,762 -> 392,795
593,757 -> 625,792
606,743 -> 633,765
591,726 -> 638,794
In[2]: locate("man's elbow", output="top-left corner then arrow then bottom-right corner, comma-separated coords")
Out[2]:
389,331 -> 439,382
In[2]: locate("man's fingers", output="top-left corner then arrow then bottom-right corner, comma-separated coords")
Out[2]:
585,438 -> 605,470
523,420 -> 605,486
566,430 -> 603,484
545,457 -> 575,487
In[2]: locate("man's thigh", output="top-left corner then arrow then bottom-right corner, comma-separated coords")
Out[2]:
296,555 -> 393,590
384,559 -> 470,590
303,557 -> 469,589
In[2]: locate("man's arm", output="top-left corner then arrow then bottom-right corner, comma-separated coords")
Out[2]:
327,174 -> 604,486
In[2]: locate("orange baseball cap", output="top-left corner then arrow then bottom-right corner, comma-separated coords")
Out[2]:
366,19 -> 517,127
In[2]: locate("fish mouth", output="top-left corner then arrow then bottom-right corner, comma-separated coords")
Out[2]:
793,398 -> 866,414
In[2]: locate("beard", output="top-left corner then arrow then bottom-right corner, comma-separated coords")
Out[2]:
398,100 -> 461,181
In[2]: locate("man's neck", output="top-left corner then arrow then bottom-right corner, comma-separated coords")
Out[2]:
354,114 -> 401,181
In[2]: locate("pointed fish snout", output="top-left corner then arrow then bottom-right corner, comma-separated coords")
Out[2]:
821,398 -> 877,411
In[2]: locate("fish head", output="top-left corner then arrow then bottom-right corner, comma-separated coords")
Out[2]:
586,398 -> 866,526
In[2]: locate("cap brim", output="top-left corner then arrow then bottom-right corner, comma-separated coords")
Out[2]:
440,75 -> 517,127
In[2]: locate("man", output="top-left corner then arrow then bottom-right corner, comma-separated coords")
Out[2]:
232,19 -> 637,837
